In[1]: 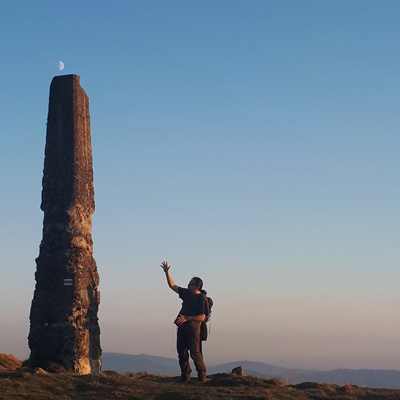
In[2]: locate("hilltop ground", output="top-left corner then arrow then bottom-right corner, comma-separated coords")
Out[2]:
1,354 -> 400,400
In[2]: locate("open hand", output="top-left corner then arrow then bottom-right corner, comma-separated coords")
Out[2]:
160,261 -> 170,273
175,314 -> 187,325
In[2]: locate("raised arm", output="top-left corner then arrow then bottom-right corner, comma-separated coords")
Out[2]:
160,261 -> 179,293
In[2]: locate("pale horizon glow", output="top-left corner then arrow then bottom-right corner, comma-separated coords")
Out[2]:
0,0 -> 399,371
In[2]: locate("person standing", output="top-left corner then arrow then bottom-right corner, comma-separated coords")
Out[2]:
160,260 -> 209,383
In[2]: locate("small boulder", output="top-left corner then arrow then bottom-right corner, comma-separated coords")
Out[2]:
231,366 -> 245,376
33,367 -> 49,375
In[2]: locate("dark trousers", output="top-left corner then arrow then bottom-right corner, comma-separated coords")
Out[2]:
177,324 -> 206,377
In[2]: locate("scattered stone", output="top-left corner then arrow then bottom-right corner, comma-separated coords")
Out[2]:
33,368 -> 49,375
231,366 -> 245,376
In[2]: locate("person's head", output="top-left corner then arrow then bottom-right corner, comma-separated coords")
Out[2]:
188,277 -> 206,294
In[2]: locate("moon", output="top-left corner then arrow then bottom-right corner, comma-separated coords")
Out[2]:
58,61 -> 65,71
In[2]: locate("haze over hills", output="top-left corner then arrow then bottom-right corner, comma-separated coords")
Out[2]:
102,352 -> 400,389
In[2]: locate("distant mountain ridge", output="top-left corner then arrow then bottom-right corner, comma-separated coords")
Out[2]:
102,352 -> 400,389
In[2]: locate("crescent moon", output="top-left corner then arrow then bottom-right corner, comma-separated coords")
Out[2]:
58,61 -> 65,71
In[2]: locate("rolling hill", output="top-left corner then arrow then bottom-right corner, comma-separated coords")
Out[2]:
102,352 -> 400,389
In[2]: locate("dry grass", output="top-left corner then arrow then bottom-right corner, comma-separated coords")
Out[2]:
1,370 -> 400,400
0,355 -> 22,371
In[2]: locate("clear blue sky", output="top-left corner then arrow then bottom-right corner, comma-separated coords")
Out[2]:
1,0 -> 399,370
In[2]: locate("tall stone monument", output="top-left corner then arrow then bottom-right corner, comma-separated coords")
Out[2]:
28,75 -> 101,374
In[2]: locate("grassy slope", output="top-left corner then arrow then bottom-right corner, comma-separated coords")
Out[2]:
1,371 -> 400,400
0,354 -> 22,371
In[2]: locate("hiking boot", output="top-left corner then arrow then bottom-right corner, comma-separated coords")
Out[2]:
198,373 -> 207,383
178,375 -> 191,383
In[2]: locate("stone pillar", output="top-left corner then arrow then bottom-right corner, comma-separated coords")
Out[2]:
28,75 -> 101,374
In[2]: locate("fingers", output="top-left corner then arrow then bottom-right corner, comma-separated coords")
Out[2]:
160,261 -> 170,270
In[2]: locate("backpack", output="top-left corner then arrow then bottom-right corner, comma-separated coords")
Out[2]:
200,296 -> 213,341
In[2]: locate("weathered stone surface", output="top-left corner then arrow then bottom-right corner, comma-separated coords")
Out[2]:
33,367 -> 49,375
28,75 -> 101,375
231,366 -> 245,376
